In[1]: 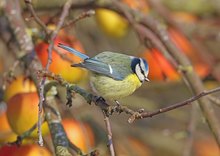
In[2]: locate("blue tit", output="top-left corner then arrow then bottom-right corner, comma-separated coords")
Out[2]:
58,43 -> 149,101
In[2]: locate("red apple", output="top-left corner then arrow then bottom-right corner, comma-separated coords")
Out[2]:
62,119 -> 95,153
35,36 -> 87,83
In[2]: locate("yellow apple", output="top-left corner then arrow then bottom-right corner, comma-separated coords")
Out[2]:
6,92 -> 49,138
4,75 -> 36,102
95,9 -> 129,38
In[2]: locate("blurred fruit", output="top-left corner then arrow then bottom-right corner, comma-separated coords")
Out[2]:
0,144 -> 51,156
0,103 -> 17,144
0,145 -> 18,156
35,36 -> 87,83
168,28 -> 194,56
4,75 -> 36,102
62,119 -> 95,153
194,137 -> 220,156
171,11 -> 198,23
168,28 -> 210,78
122,0 -> 149,13
95,9 -> 129,38
115,137 -> 151,156
6,92 -> 49,138
142,28 -> 210,81
142,48 -> 179,81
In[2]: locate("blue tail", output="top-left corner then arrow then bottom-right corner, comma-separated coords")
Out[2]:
58,43 -> 89,60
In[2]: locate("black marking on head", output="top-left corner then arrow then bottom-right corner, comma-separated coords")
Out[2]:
131,58 -> 140,74
131,57 -> 149,82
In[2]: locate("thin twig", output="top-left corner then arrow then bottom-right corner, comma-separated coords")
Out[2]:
38,70 -> 220,122
38,0 -> 73,146
24,0 -> 50,34
139,87 -> 220,118
62,10 -> 95,28
102,111 -> 115,156
8,122 -> 38,146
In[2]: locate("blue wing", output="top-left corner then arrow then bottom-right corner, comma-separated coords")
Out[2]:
58,43 -> 89,60
72,58 -> 123,80
58,43 -> 124,80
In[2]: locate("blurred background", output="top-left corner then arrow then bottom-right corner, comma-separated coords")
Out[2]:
0,0 -> 220,155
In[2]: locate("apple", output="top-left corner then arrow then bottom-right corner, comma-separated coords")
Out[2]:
0,145 -> 18,156
35,36 -> 87,83
62,119 -> 95,153
0,106 -> 17,144
142,48 -> 180,81
168,28 -> 210,78
171,11 -> 198,24
4,75 -> 36,102
0,144 -> 51,156
6,92 -> 49,138
142,28 -> 210,81
95,9 -> 129,38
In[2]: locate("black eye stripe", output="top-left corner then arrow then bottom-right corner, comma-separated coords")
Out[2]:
138,63 -> 145,75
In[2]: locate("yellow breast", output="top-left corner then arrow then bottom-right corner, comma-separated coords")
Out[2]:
90,74 -> 142,100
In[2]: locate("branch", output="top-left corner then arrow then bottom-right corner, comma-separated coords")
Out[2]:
102,0 -> 220,146
102,111 -> 115,156
38,70 -> 220,122
8,122 -> 38,146
139,87 -> 220,118
3,0 -> 72,154
24,0 -> 50,34
62,9 -> 95,28
38,0 -> 73,146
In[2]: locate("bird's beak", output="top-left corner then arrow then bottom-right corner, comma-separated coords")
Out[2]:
145,77 -> 150,82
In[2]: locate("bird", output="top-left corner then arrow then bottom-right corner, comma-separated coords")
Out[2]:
58,43 -> 149,101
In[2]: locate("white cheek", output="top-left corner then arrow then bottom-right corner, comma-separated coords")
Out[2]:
140,59 -> 145,70
135,65 -> 144,81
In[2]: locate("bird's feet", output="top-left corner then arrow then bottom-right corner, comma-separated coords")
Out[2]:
94,96 -> 106,103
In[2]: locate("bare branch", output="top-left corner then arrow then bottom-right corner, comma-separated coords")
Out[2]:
102,111 -> 115,156
62,10 -> 95,28
24,0 -> 50,34
139,87 -> 220,118
38,70 -> 220,122
38,0 -> 73,146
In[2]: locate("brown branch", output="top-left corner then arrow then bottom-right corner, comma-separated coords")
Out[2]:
24,0 -> 50,34
3,0 -> 72,154
62,9 -> 95,28
38,70 -> 220,122
38,0 -> 73,146
8,122 -> 38,146
102,0 -> 220,146
139,87 -> 220,118
102,111 -> 115,156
